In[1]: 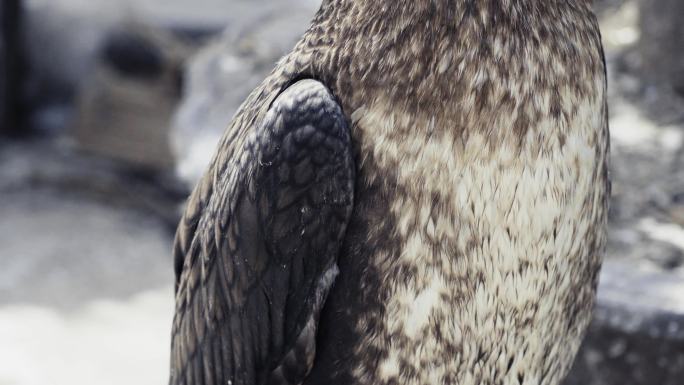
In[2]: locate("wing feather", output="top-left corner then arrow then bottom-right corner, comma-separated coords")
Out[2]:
170,79 -> 354,385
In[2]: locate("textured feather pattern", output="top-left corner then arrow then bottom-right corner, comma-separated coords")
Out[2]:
170,80 -> 355,385
172,1 -> 609,384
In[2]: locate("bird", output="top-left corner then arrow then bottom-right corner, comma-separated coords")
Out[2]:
169,1 -> 610,385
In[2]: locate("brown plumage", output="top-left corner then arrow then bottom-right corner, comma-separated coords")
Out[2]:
170,1 -> 610,385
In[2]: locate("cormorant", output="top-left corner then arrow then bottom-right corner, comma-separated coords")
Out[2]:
170,1 -> 610,384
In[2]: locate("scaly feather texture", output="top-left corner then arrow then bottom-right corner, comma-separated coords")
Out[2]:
171,1 -> 609,384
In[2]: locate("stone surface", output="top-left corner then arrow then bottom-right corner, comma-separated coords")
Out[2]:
639,0 -> 684,96
20,0 -> 280,132
0,138 -> 186,228
565,260 -> 684,385
170,0 -> 319,185
21,0 -> 125,131
73,24 -> 190,170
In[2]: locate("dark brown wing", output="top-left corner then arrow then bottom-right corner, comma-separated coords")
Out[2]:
170,80 -> 355,385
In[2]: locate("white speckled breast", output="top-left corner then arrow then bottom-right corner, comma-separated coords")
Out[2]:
346,75 -> 608,385
282,1 -> 611,384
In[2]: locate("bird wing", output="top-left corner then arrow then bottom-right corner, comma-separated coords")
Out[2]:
170,80 -> 355,385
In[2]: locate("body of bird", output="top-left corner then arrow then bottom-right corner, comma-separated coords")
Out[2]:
170,1 -> 609,385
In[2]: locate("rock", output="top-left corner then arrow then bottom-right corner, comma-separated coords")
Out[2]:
0,138 -> 186,231
20,0 -> 251,132
101,30 -> 166,80
21,0 -> 125,131
639,0 -> 684,96
0,0 -> 23,135
564,260 -> 684,385
170,0 -> 320,186
73,24 -> 192,171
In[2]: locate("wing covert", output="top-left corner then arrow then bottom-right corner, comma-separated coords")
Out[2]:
170,79 -> 355,385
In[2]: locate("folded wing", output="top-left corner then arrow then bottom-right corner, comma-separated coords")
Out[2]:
170,80 -> 355,385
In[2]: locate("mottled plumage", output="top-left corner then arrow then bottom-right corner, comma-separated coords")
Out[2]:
170,1 -> 609,385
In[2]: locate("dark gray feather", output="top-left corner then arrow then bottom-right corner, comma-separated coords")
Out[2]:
170,80 -> 355,385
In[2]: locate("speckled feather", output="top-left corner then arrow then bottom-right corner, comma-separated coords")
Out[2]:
171,1 -> 609,385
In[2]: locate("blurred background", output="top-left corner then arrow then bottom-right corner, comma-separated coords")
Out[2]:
0,0 -> 682,384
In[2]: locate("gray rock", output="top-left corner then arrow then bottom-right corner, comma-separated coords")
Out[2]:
0,137 -> 183,313
73,23 -> 192,171
639,0 -> 684,96
20,0 -> 275,132
100,28 -> 167,79
170,0 -> 320,186
564,260 -> 684,385
22,0 -> 126,130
